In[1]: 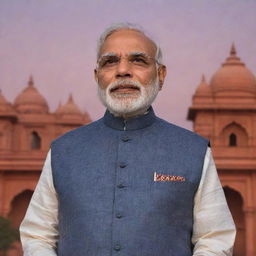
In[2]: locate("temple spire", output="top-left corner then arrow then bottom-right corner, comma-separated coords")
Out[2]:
68,93 -> 74,103
230,43 -> 237,56
223,42 -> 243,66
28,75 -> 34,87
201,74 -> 206,83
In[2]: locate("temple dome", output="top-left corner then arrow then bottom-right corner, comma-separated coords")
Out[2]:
195,75 -> 212,96
210,44 -> 256,95
56,94 -> 82,116
14,76 -> 49,114
0,90 -> 16,114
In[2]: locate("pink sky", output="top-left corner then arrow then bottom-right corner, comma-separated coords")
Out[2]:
1,0 -> 256,130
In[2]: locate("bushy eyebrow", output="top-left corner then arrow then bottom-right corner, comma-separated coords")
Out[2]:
98,51 -> 152,60
99,52 -> 117,59
129,52 -> 152,58
97,51 -> 159,67
97,52 -> 117,63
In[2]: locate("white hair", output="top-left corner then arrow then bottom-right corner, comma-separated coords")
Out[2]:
96,22 -> 163,66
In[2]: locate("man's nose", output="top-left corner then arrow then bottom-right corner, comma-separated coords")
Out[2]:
115,59 -> 132,79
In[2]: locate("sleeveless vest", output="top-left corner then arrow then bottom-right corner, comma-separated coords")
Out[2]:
51,107 -> 208,256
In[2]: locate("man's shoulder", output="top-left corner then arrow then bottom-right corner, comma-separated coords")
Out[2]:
155,116 -> 209,145
51,118 -> 104,146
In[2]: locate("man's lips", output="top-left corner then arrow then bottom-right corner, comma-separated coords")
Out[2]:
110,84 -> 140,93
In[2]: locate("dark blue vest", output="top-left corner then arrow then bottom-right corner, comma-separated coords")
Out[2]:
51,107 -> 208,256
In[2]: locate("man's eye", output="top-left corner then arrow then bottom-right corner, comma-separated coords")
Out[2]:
130,56 -> 149,65
106,58 -> 118,64
101,57 -> 119,67
132,57 -> 147,64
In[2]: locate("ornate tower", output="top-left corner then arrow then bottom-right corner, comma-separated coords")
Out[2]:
188,45 -> 256,256
0,76 -> 91,255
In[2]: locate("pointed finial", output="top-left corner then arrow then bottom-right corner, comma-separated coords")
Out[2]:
230,42 -> 236,56
56,101 -> 62,113
201,74 -> 206,83
68,93 -> 73,103
28,75 -> 34,87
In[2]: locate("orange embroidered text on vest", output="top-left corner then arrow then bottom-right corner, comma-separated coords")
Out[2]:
154,172 -> 186,182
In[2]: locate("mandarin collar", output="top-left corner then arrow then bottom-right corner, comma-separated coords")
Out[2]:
103,106 -> 156,131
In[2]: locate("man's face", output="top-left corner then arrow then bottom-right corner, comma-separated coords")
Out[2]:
95,29 -> 166,117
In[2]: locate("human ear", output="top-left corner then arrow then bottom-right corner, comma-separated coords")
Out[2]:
94,69 -> 99,83
158,65 -> 167,90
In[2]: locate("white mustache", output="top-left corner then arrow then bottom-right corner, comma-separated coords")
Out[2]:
107,80 -> 142,93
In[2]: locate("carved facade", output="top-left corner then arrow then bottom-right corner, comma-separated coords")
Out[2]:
0,77 -> 91,256
188,45 -> 256,256
1,45 -> 256,256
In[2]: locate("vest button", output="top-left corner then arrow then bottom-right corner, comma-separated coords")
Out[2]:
116,213 -> 122,218
117,183 -> 125,188
114,245 -> 121,251
119,163 -> 127,168
122,136 -> 130,142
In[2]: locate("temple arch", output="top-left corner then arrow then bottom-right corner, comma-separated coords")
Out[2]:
7,190 -> 33,228
223,186 -> 245,256
31,131 -> 41,150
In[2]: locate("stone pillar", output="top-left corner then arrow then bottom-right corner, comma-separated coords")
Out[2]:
244,207 -> 256,256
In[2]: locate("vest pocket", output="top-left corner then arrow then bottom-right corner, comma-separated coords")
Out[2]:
150,179 -> 194,213
152,179 -> 190,192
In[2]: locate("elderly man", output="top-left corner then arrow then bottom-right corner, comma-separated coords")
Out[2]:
20,23 -> 236,256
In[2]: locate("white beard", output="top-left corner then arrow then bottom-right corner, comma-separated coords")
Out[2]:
97,77 -> 160,117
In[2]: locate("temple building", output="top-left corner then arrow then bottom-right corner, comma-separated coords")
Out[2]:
0,45 -> 255,256
0,77 -> 91,255
188,44 -> 256,256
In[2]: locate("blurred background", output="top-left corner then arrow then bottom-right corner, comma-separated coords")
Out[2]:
0,0 -> 255,255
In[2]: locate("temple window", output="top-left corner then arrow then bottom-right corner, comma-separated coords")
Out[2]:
229,133 -> 237,147
31,131 -> 41,150
220,122 -> 248,147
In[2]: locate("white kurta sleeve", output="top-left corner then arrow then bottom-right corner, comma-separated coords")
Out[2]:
20,150 -> 58,256
192,147 -> 236,256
